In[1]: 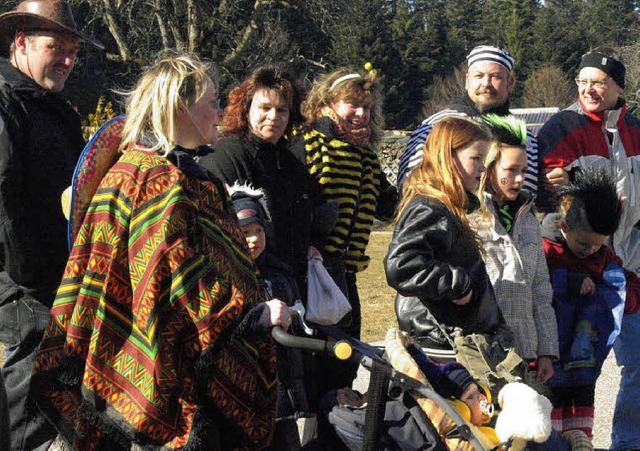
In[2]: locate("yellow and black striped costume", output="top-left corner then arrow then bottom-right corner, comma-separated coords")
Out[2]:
300,118 -> 396,273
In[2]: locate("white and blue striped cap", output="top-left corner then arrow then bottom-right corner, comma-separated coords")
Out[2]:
466,45 -> 515,72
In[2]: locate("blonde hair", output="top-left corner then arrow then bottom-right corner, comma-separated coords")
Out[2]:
302,68 -> 384,147
398,117 -> 491,243
476,114 -> 528,217
119,53 -> 216,155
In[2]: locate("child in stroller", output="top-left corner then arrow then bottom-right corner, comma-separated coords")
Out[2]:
273,320 -> 593,451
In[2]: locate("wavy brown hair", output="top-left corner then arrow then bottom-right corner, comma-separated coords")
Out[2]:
302,68 -> 384,147
397,117 -> 491,244
221,65 -> 305,139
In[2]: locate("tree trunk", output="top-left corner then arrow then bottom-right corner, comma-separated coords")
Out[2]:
98,0 -> 133,60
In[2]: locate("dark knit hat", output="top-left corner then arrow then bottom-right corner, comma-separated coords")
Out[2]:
441,362 -> 484,398
226,183 -> 271,229
578,47 -> 625,89
233,196 -> 269,228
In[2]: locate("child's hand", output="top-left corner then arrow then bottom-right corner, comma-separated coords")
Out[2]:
535,356 -> 554,382
545,167 -> 569,190
580,277 -> 596,295
452,291 -> 472,305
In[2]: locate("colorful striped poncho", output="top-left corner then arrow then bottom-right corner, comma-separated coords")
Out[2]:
31,149 -> 277,450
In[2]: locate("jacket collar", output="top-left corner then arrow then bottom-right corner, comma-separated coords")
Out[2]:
0,57 -> 59,99
311,116 -> 337,139
465,190 -> 481,213
449,92 -> 512,118
577,97 -> 627,124
484,190 -> 534,219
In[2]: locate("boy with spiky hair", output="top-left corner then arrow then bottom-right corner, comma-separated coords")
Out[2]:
541,168 -> 640,440
472,114 -> 559,388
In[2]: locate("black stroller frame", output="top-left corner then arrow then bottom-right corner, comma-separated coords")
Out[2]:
272,319 -> 489,451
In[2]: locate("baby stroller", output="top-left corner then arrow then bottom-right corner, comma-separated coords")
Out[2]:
273,304 -> 591,451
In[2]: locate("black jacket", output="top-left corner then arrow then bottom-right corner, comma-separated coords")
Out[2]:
0,59 -> 84,307
384,194 -> 504,349
199,134 -> 327,286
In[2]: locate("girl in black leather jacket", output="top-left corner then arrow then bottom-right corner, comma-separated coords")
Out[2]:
385,117 -> 505,356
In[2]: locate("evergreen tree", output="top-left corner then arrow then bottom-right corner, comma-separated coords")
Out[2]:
385,0 -> 448,128
531,0 -> 586,76
478,0 -> 540,105
580,0 -> 640,49
444,0 -> 483,65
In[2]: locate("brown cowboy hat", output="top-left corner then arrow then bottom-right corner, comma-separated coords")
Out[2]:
0,0 -> 104,57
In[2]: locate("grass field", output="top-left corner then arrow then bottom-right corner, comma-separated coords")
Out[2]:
357,230 -> 397,342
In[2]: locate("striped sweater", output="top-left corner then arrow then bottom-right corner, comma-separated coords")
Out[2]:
297,117 -> 397,273
397,97 -> 539,194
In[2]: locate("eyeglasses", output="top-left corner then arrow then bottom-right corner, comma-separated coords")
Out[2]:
574,77 -> 609,90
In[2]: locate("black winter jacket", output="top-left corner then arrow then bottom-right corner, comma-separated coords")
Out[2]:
384,194 -> 504,349
199,134 -> 327,287
0,59 -> 85,307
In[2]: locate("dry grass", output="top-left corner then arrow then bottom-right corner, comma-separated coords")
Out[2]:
358,230 -> 397,342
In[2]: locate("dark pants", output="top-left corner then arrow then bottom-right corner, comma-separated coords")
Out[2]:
311,258 -> 362,448
0,369 -> 10,451
550,384 -> 595,408
0,294 -> 57,451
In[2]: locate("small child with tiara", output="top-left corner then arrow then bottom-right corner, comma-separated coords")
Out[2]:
541,168 -> 640,440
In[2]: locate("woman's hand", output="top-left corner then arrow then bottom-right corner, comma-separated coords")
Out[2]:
265,299 -> 293,331
307,246 -> 322,260
452,291 -> 472,305
535,356 -> 554,382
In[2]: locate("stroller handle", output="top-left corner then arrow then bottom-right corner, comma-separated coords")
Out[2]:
271,326 -> 353,360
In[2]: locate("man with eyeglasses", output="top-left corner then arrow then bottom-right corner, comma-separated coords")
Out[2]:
0,1 -> 103,449
538,47 -> 640,450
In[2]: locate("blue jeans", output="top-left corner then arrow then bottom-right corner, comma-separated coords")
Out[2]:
612,312 -> 640,450
0,294 -> 56,451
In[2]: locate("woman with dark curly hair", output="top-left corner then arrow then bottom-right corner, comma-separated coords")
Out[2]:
199,66 -> 330,293
199,66 -> 333,451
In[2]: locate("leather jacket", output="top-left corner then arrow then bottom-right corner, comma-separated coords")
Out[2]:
385,194 -> 504,349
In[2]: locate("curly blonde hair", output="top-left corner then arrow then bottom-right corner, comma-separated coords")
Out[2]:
302,68 -> 384,147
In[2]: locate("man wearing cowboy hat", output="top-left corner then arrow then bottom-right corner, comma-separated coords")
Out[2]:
0,1 -> 102,449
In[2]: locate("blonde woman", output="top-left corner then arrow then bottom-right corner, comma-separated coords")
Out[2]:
30,54 -> 290,450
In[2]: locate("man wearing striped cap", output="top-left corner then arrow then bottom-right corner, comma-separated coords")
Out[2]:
397,45 -> 538,196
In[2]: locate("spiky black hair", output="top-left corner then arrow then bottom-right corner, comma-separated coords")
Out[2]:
482,114 -> 527,147
557,168 -> 621,235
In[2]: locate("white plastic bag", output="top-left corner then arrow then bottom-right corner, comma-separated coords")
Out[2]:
306,257 -> 352,325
